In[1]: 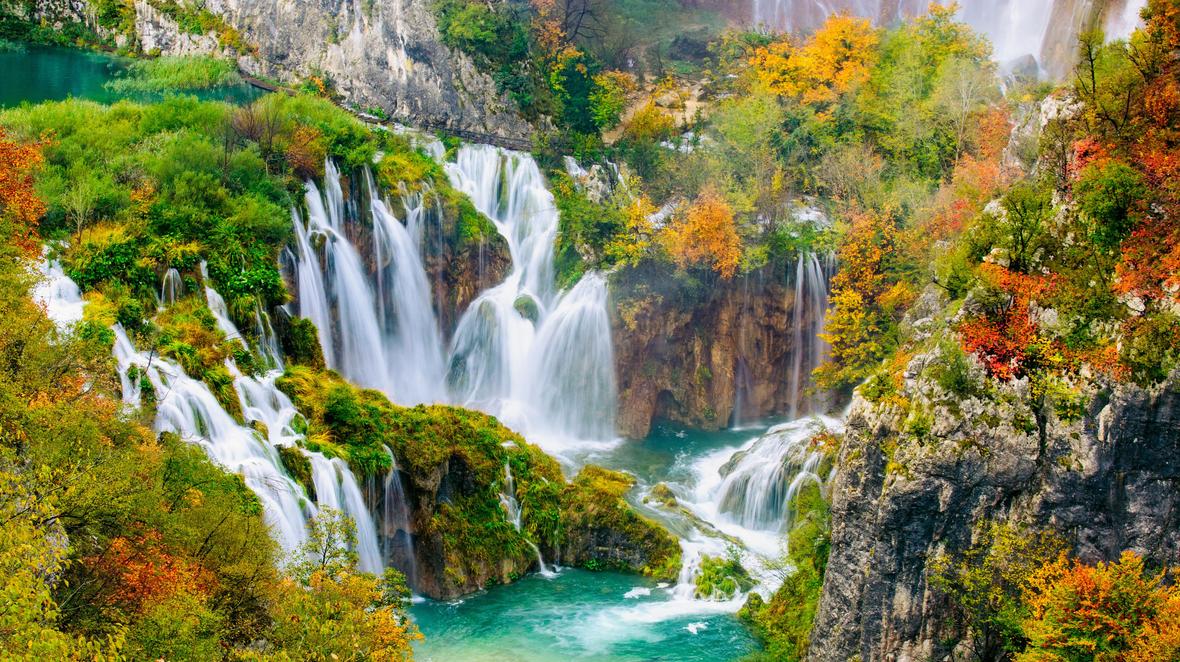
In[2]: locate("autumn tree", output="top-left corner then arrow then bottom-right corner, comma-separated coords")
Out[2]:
751,15 -> 879,115
929,523 -> 1065,661
1019,551 -> 1180,661
0,128 -> 47,254
660,187 -> 741,279
816,208 -> 909,390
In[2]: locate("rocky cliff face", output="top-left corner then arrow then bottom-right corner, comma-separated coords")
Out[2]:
611,260 -> 832,439
124,0 -> 532,138
809,344 -> 1180,660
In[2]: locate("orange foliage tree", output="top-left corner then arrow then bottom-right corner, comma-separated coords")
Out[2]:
1019,551 -> 1180,661
751,15 -> 879,115
0,128 -> 47,254
660,187 -> 741,279
958,264 -> 1058,381
85,531 -> 214,616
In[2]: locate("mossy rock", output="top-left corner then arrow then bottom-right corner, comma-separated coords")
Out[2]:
513,294 -> 540,323
561,466 -> 682,581
694,552 -> 754,600
280,316 -> 326,369
645,482 -> 679,508
276,444 -> 315,502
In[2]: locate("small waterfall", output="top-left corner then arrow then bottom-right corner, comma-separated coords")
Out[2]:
376,446 -> 416,588
253,304 -> 284,371
787,252 -> 833,420
159,268 -> 183,307
112,326 -> 313,553
713,420 -> 829,531
33,258 -> 86,328
201,262 -> 242,344
306,453 -> 385,575
498,462 -> 554,577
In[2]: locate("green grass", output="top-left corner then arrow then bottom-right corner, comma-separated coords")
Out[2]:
105,56 -> 242,93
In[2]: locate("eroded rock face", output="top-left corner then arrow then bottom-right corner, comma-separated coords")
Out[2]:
611,263 -> 831,438
127,0 -> 531,138
809,362 -> 1180,661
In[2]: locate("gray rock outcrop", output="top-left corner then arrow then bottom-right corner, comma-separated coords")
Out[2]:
808,353 -> 1180,661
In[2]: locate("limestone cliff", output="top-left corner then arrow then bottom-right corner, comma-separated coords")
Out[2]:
25,0 -> 532,138
611,259 -> 833,439
808,333 -> 1180,660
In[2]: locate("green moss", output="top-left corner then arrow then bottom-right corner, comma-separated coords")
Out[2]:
281,316 -> 326,369
562,466 -> 682,581
695,549 -> 755,600
740,482 -> 830,660
276,445 -> 315,502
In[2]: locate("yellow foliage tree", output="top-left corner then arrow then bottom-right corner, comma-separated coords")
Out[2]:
606,193 -> 657,267
751,15 -> 879,114
661,187 -> 741,279
815,208 -> 909,389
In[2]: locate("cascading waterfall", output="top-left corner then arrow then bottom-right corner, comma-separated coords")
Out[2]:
712,419 -> 833,531
444,145 -> 617,450
787,252 -> 834,420
498,462 -> 555,577
286,161 -> 445,405
112,325 -> 313,553
287,147 -> 618,455
33,258 -> 86,328
202,279 -> 385,571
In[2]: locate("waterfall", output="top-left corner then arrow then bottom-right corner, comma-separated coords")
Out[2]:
712,420 -> 829,531
498,462 -> 555,577
368,171 -> 447,405
112,325 -> 313,553
287,161 -> 446,405
286,146 -> 619,455
787,252 -> 833,420
376,446 -> 416,588
306,453 -> 385,575
33,258 -> 86,328
444,145 -> 617,450
159,268 -> 182,307
201,280 -> 385,571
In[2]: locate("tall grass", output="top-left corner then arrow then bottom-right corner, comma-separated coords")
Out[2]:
105,55 -> 241,93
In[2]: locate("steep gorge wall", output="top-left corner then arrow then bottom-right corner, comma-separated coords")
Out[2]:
808,351 -> 1180,660
611,263 -> 831,439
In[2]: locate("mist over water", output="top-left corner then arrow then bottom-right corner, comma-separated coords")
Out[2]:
749,0 -> 1149,74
